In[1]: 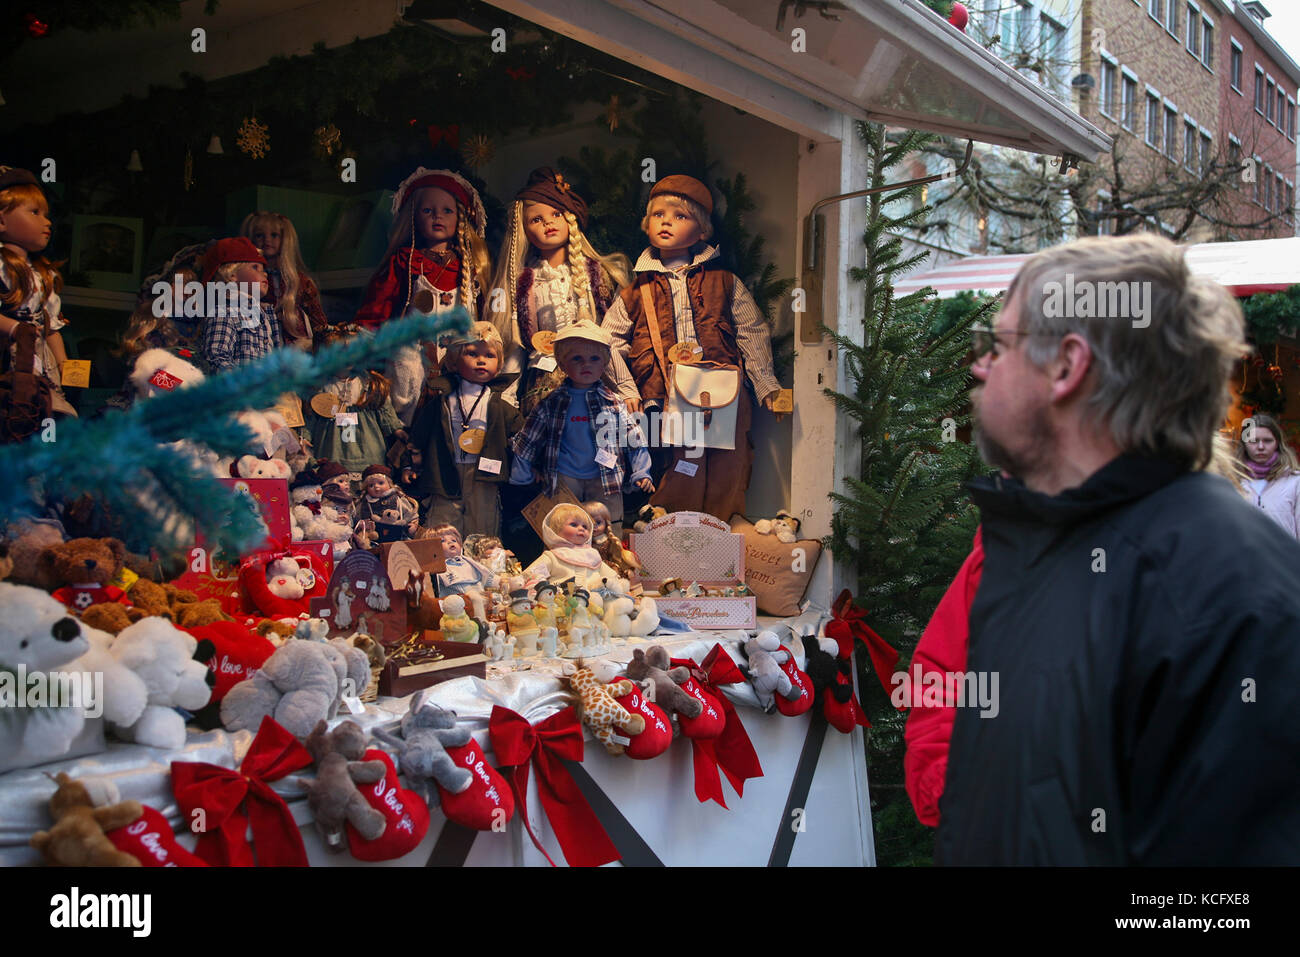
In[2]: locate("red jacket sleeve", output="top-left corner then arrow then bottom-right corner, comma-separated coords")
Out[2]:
355,257 -> 404,329
903,527 -> 983,827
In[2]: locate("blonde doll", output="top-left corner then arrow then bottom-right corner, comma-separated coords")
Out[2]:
0,166 -> 76,424
240,211 -> 328,348
582,499 -> 640,578
488,167 -> 639,415
357,168 -> 491,425
523,503 -> 622,586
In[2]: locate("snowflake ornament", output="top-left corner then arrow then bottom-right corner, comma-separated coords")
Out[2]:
236,117 -> 270,158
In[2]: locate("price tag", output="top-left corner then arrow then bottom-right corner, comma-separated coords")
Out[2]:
478,456 -> 502,475
60,360 -> 91,388
676,513 -> 700,526
147,368 -> 182,391
674,459 -> 700,477
531,330 -> 556,355
594,448 -> 618,469
535,355 -> 558,372
773,388 -> 794,413
343,695 -> 365,715
310,392 -> 340,418
275,393 -> 306,428
335,412 -> 359,427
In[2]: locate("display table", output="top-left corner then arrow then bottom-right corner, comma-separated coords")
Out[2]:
2,606 -> 873,867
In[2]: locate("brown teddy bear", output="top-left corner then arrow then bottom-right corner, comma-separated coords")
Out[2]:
302,720 -> 387,853
39,537 -> 148,635
29,772 -> 144,867
4,519 -> 65,589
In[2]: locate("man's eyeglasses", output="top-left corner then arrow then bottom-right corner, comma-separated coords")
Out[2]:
971,327 -> 1033,360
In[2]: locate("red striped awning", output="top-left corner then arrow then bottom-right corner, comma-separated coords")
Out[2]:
895,236 -> 1300,300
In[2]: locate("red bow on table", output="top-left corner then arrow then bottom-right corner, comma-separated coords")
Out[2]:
170,716 -> 313,867
488,706 -> 619,867
827,589 -> 901,706
673,645 -> 764,808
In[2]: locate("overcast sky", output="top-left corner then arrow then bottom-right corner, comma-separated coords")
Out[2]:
1262,3 -> 1300,70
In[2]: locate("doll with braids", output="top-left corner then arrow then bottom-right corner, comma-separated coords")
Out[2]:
488,167 -> 639,415
356,168 -> 491,426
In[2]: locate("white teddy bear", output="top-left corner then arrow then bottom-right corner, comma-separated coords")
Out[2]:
0,582 -> 92,764
107,618 -> 214,750
66,625 -> 149,729
754,509 -> 801,545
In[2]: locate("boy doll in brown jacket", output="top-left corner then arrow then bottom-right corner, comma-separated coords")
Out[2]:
600,174 -> 781,521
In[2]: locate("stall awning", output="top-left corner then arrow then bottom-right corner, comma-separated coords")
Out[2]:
895,237 -> 1300,300
486,0 -> 1111,160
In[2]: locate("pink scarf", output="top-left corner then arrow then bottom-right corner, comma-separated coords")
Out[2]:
1247,451 -> 1279,479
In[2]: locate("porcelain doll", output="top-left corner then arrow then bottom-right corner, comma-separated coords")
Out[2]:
431,523 -> 496,620
356,168 -> 491,425
487,166 -> 638,414
522,503 -> 624,586
240,211 -> 329,348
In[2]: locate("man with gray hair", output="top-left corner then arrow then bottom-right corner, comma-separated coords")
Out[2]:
936,234 -> 1300,865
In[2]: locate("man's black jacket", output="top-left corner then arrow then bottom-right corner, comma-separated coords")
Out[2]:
935,454 -> 1300,865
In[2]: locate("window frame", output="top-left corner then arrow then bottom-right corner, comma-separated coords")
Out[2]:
1256,66 -> 1266,114
1186,2 -> 1200,56
1267,76 -> 1276,124
1229,39 -> 1242,91
1145,86 -> 1163,150
1164,100 -> 1180,161
1121,68 -> 1139,132
1198,127 -> 1212,175
1201,17 -> 1214,70
1098,52 -> 1119,119
1039,10 -> 1069,99
1253,155 -> 1263,204
1183,116 -> 1198,172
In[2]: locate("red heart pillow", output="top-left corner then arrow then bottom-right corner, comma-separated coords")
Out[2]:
107,805 -> 208,867
675,676 -> 726,740
440,736 -> 515,831
182,620 -> 276,703
825,671 -> 870,733
612,684 -> 673,760
347,749 -> 430,861
774,644 -> 814,717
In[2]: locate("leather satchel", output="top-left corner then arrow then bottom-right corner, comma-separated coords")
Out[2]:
0,323 -> 55,443
640,283 -> 741,450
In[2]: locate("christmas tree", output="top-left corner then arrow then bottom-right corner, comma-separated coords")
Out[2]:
825,122 -> 993,864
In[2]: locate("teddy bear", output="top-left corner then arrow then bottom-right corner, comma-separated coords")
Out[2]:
29,772 -> 144,867
562,662 -> 646,756
597,576 -> 659,639
238,554 -> 320,622
107,618 -> 215,750
3,519 -> 65,589
65,624 -> 150,729
301,720 -> 388,853
754,509 -> 801,545
0,582 -> 92,763
38,537 -> 147,635
738,631 -> 800,713
373,698 -> 473,805
625,646 -> 704,727
631,504 -> 667,533
234,455 -> 293,481
220,638 -> 371,739
290,472 -> 352,547
803,634 -> 852,708
128,347 -> 205,400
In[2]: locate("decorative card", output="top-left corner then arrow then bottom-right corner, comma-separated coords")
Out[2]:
310,548 -> 408,644
653,596 -> 757,630
521,482 -> 581,539
629,511 -> 745,586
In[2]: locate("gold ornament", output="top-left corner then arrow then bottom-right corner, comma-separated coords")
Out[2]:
236,116 -> 270,158
313,123 -> 342,159
460,132 -> 495,169
183,147 -> 194,191
604,94 -> 623,131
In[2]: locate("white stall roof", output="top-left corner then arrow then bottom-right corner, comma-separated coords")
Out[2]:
489,0 -> 1111,160
895,237 -> 1300,299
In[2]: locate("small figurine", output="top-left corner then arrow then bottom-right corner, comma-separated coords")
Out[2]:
532,580 -> 559,631
562,588 -> 594,658
432,523 -> 496,620
353,465 -> 419,547
538,626 -> 559,658
438,594 -> 480,643
506,588 -> 540,657
659,578 -> 683,597
684,581 -> 704,598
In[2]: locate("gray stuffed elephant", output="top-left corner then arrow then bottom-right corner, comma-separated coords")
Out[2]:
374,698 -> 473,804
220,638 -> 371,739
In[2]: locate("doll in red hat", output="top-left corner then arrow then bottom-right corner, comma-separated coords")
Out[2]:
487,167 -> 639,416
355,168 -> 492,426
198,236 -> 285,373
0,165 -> 77,430
601,174 -> 782,521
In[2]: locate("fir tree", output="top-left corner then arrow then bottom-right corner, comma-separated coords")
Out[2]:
825,122 -> 994,864
0,310 -> 470,558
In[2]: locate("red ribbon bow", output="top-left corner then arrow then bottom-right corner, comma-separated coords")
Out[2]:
427,124 -> 460,150
170,716 -> 313,867
488,706 -> 619,867
827,589 -> 901,705
674,645 -> 764,807
506,67 -> 535,81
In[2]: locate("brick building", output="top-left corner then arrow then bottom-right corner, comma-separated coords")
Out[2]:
1217,1 -> 1299,238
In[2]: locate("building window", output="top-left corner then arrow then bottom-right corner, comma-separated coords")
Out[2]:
1227,136 -> 1241,187
1148,0 -> 1163,24
1230,40 -> 1242,90
1287,183 -> 1295,223
1184,120 -> 1198,171
1096,194 -> 1114,236
1146,91 -> 1162,149
1265,167 -> 1273,211
1201,19 -> 1213,68
1040,13 -> 1068,98
1277,174 -> 1286,214
1267,78 -> 1276,123
1165,104 -> 1179,160
1278,90 -> 1287,129
1254,157 -> 1263,204
1200,131 -> 1212,173
1006,0 -> 1032,59
1186,4 -> 1199,55
1256,67 -> 1265,113
1166,0 -> 1179,34
1099,56 -> 1117,118
1289,100 -> 1296,140
1121,71 -> 1138,130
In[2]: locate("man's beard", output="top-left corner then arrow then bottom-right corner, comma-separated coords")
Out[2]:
972,393 -> 1054,480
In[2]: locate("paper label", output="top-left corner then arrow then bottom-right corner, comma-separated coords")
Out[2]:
61,360 -> 92,388
674,459 -> 700,477
676,513 -> 700,526
147,367 -> 181,391
335,412 -> 359,427
536,355 -> 558,372
275,393 -> 306,428
343,695 -> 365,715
595,448 -> 618,469
478,456 -> 502,475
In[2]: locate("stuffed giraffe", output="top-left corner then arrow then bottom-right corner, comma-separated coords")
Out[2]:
565,665 -> 645,756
